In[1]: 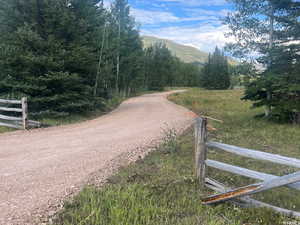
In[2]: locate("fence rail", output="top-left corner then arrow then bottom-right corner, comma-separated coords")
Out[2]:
207,141 -> 300,168
0,97 -> 40,130
0,99 -> 22,104
194,117 -> 300,218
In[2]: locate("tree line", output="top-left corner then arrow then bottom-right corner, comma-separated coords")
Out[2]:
4,0 -> 295,124
0,0 -> 201,116
200,47 -> 231,90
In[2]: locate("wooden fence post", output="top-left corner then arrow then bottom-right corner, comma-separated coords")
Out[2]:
195,117 -> 208,187
21,97 -> 28,130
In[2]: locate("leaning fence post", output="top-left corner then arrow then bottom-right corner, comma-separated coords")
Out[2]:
21,97 -> 28,130
195,117 -> 208,187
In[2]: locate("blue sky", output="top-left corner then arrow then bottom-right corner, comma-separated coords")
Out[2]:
104,0 -> 234,53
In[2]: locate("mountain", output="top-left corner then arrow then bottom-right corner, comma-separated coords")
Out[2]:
142,36 -> 237,66
142,36 -> 209,65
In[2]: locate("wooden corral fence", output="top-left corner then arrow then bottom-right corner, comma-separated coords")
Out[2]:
194,117 -> 300,218
0,97 -> 40,130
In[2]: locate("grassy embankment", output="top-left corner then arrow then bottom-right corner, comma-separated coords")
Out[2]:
53,88 -> 300,225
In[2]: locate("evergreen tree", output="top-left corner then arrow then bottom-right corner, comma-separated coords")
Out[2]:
0,0 -> 105,115
144,43 -> 175,90
110,0 -> 144,96
172,58 -> 201,87
228,62 -> 256,88
226,0 -> 300,122
0,0 -> 203,118
144,42 -> 201,89
200,47 -> 231,90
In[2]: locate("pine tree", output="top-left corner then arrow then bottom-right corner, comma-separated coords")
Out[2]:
226,0 -> 300,122
200,47 -> 231,90
0,0 -> 202,118
172,58 -> 200,87
0,0 -> 106,115
144,43 -> 201,89
110,0 -> 144,96
144,43 -> 175,90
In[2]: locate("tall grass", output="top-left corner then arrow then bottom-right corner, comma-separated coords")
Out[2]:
54,132 -> 289,225
0,127 -> 12,133
169,88 -> 300,212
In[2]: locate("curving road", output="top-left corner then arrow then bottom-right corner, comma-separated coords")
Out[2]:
0,91 -> 195,225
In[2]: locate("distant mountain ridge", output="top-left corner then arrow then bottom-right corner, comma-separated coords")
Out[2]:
142,36 -> 237,66
142,36 -> 209,65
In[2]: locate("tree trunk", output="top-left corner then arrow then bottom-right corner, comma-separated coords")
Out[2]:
94,25 -> 106,97
268,3 -> 274,64
116,15 -> 121,94
265,2 -> 275,117
293,112 -> 300,125
36,0 -> 45,38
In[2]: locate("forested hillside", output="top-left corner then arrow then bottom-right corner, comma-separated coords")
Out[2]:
0,0 -> 200,117
143,36 -> 238,66
143,36 -> 209,65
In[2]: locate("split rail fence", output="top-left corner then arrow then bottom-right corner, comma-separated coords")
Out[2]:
194,117 -> 300,218
0,97 -> 40,130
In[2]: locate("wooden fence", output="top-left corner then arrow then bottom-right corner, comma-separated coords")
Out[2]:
0,97 -> 40,130
194,117 -> 300,218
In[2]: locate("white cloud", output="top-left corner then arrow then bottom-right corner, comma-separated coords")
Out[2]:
131,8 -> 225,25
142,24 -> 235,52
159,0 -> 227,6
185,8 -> 231,17
131,8 -> 180,24
103,0 -> 113,8
102,1 -> 233,53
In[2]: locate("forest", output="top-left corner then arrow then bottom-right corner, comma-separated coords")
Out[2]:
0,0 -> 202,117
1,0 -> 299,124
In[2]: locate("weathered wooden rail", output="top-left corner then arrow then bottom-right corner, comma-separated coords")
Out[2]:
194,117 -> 300,218
0,97 -> 40,130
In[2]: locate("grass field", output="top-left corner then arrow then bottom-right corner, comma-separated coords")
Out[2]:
53,88 -> 300,225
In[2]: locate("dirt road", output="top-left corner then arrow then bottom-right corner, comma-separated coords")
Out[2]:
0,91 -> 195,225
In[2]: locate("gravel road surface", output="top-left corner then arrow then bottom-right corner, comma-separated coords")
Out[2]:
0,91 -> 195,225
